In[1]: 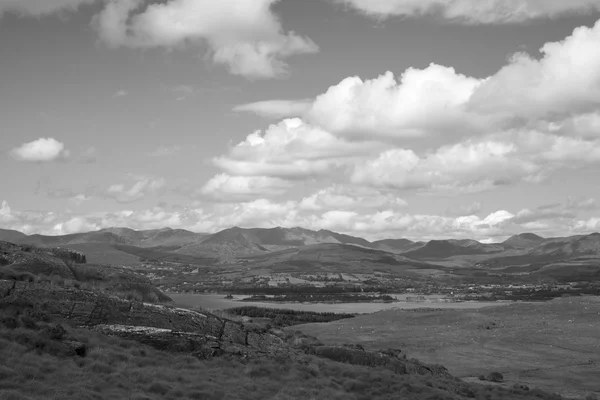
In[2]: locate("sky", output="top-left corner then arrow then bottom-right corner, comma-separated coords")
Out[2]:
2,0 -> 600,242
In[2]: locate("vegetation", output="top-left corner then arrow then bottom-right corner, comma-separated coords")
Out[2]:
240,293 -> 396,303
0,303 -> 565,400
225,307 -> 355,327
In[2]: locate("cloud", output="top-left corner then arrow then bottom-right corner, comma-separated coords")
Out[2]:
105,175 -> 166,203
213,118 -> 385,179
574,217 -> 600,232
306,67 -> 482,142
201,173 -> 293,201
113,89 -> 128,97
351,130 -> 600,193
333,0 -> 600,24
278,19 -> 600,146
0,0 -> 94,17
233,100 -> 312,119
69,194 -> 91,206
10,138 -> 70,162
1,195 -> 598,241
299,185 -> 407,212
445,202 -> 483,217
93,0 -> 318,79
469,20 -> 600,121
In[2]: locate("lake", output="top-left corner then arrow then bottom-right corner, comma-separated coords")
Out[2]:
168,293 -> 510,314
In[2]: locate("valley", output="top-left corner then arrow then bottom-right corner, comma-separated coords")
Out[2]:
2,226 -> 600,399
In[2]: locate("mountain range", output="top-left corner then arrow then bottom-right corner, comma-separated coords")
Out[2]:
1,226 -> 600,263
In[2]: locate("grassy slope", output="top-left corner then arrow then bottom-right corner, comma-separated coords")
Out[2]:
0,303 -> 565,400
62,243 -> 143,266
294,297 -> 600,398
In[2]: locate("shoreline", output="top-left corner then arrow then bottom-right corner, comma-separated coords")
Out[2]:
167,292 -> 515,314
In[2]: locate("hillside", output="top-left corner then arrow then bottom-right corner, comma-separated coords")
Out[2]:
296,297 -> 600,398
0,241 -> 171,303
403,239 -> 504,259
502,233 -> 546,249
372,238 -> 425,253
0,278 -> 568,400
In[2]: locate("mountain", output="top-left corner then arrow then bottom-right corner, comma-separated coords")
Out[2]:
403,239 -> 504,259
371,239 -> 425,253
173,226 -> 384,258
502,233 -> 546,249
2,227 -> 207,249
0,229 -> 28,243
527,232 -> 600,257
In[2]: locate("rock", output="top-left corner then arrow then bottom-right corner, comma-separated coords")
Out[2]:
0,281 -> 452,376
0,241 -> 75,279
486,371 -> 504,382
0,281 -> 303,361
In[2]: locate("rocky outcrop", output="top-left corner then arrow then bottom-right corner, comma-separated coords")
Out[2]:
0,241 -> 75,279
0,280 -> 452,377
309,344 -> 451,377
0,281 -> 304,361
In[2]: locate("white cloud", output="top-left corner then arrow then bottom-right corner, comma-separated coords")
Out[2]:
574,217 -> 600,232
105,175 -> 166,203
333,0 -> 600,24
0,0 -> 94,17
306,67 -> 482,141
10,138 -> 70,163
350,138 -> 537,192
201,174 -> 293,201
213,118 -> 385,179
94,0 -> 318,79
233,100 -> 312,119
469,20 -> 600,121
114,89 -> 128,97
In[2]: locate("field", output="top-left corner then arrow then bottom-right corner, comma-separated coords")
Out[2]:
0,300 -> 565,400
295,296 -> 600,399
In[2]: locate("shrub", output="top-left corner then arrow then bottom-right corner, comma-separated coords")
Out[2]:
486,371 -> 504,383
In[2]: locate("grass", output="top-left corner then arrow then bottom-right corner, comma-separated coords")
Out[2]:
0,295 -> 567,400
295,297 -> 600,399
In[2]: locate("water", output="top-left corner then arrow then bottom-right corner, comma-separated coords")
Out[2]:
168,293 -> 509,314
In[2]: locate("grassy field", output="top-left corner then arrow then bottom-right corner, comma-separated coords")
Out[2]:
0,315 -> 566,400
294,297 -> 600,399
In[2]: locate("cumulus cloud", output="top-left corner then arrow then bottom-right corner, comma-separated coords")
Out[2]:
10,138 -> 70,162
105,175 -> 166,203
233,100 -> 313,119
213,118 -> 385,179
0,0 -> 94,17
306,67 -> 482,141
351,130 -> 600,193
469,20 -> 600,121
201,174 -> 293,201
93,0 -> 318,79
333,0 -> 600,24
